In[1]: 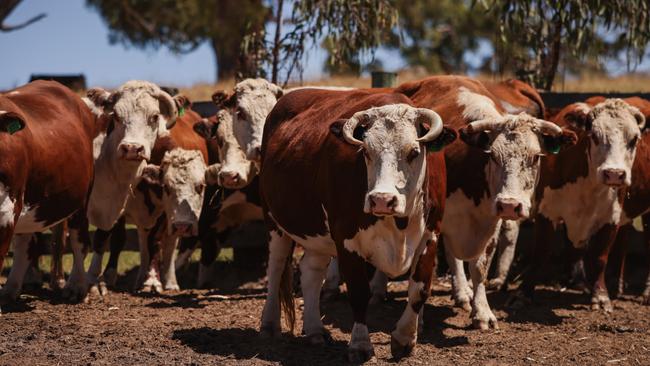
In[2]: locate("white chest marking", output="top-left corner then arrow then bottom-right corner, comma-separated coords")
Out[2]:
442,189 -> 501,260
539,174 -> 622,247
15,204 -> 66,233
343,214 -> 426,278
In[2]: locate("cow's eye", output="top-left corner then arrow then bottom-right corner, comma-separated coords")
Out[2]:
406,148 -> 420,163
149,114 -> 160,125
628,136 -> 639,150
195,183 -> 205,194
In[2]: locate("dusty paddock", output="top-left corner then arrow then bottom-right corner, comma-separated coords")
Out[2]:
1,259 -> 650,366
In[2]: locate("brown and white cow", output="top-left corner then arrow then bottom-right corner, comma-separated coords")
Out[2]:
86,106 -> 208,293
85,80 -> 188,231
600,97 -> 650,304
395,75 -> 576,329
259,88 -> 452,361
0,80 -> 95,306
514,98 -> 645,311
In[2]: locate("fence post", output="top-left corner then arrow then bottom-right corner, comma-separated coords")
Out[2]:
371,71 -> 398,88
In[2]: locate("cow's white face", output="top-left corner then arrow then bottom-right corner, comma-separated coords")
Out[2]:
230,79 -> 283,164
205,111 -> 257,189
339,104 -> 444,217
87,81 -> 187,162
142,149 -> 206,237
570,100 -> 645,187
461,115 -> 575,220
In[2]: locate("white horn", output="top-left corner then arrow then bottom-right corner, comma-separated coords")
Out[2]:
416,108 -> 444,142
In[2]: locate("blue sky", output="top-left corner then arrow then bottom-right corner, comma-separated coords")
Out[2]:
1,1 -> 648,90
0,0 -> 406,89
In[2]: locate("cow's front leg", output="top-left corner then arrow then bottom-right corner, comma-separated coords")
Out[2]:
391,236 -> 437,360
338,247 -> 373,363
299,249 -> 331,344
135,226 -> 162,293
0,234 -> 32,303
469,249 -> 499,330
642,213 -> 650,305
63,212 -> 92,303
488,220 -> 520,290
102,217 -> 126,291
369,268 -> 388,304
585,224 -> 618,312
161,234 -> 180,291
444,242 -> 472,311
260,230 -> 294,338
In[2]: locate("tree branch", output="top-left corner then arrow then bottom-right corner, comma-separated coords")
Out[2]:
0,12 -> 45,32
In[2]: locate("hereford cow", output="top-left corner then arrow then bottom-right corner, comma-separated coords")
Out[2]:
393,75 -> 576,329
594,96 -> 650,304
86,106 -> 208,293
512,98 -> 646,311
0,80 -> 95,306
259,88 -> 454,361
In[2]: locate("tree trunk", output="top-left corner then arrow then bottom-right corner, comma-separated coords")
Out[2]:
211,38 -> 238,83
271,0 -> 284,84
542,19 -> 563,91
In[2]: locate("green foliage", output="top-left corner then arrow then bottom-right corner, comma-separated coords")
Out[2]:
243,0 -> 397,85
86,0 -> 270,81
388,0 -> 495,74
482,0 -> 650,90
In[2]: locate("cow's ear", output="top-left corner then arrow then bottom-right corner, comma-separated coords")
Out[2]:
563,104 -> 592,131
173,94 -> 192,117
0,113 -> 26,135
330,118 -> 367,143
424,126 -> 457,152
459,126 -> 491,152
87,88 -> 120,112
271,83 -> 284,100
542,129 -> 578,154
212,90 -> 236,108
193,118 -> 218,140
205,163 -> 222,186
141,164 -> 162,186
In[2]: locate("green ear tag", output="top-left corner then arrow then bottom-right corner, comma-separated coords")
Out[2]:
549,145 -> 561,154
6,119 -> 24,135
178,107 -> 185,117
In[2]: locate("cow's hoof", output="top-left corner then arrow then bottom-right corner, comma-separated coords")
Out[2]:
164,283 -> 180,292
471,311 -> 499,330
642,294 -> 650,306
62,282 -> 89,303
103,269 -> 118,288
487,278 -> 504,291
305,329 -> 332,345
348,347 -> 374,364
591,292 -> 613,313
390,336 -> 415,360
506,290 -> 531,310
260,323 -> 281,339
452,297 -> 472,312
0,288 -> 18,305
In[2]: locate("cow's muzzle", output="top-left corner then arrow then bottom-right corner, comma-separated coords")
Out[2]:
118,143 -> 146,161
219,170 -> 246,189
496,198 -> 525,220
368,192 -> 399,216
171,222 -> 194,237
601,168 -> 627,187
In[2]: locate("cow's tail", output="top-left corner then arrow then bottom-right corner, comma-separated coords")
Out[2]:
279,242 -> 296,334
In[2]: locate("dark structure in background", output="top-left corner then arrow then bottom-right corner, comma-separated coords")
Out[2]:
29,74 -> 86,92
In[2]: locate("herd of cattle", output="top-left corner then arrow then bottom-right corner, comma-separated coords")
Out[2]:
0,75 -> 649,362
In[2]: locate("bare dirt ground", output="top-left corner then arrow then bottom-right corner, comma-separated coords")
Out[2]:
1,259 -> 649,366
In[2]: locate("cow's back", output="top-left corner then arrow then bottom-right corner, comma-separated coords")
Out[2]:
622,97 -> 650,220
